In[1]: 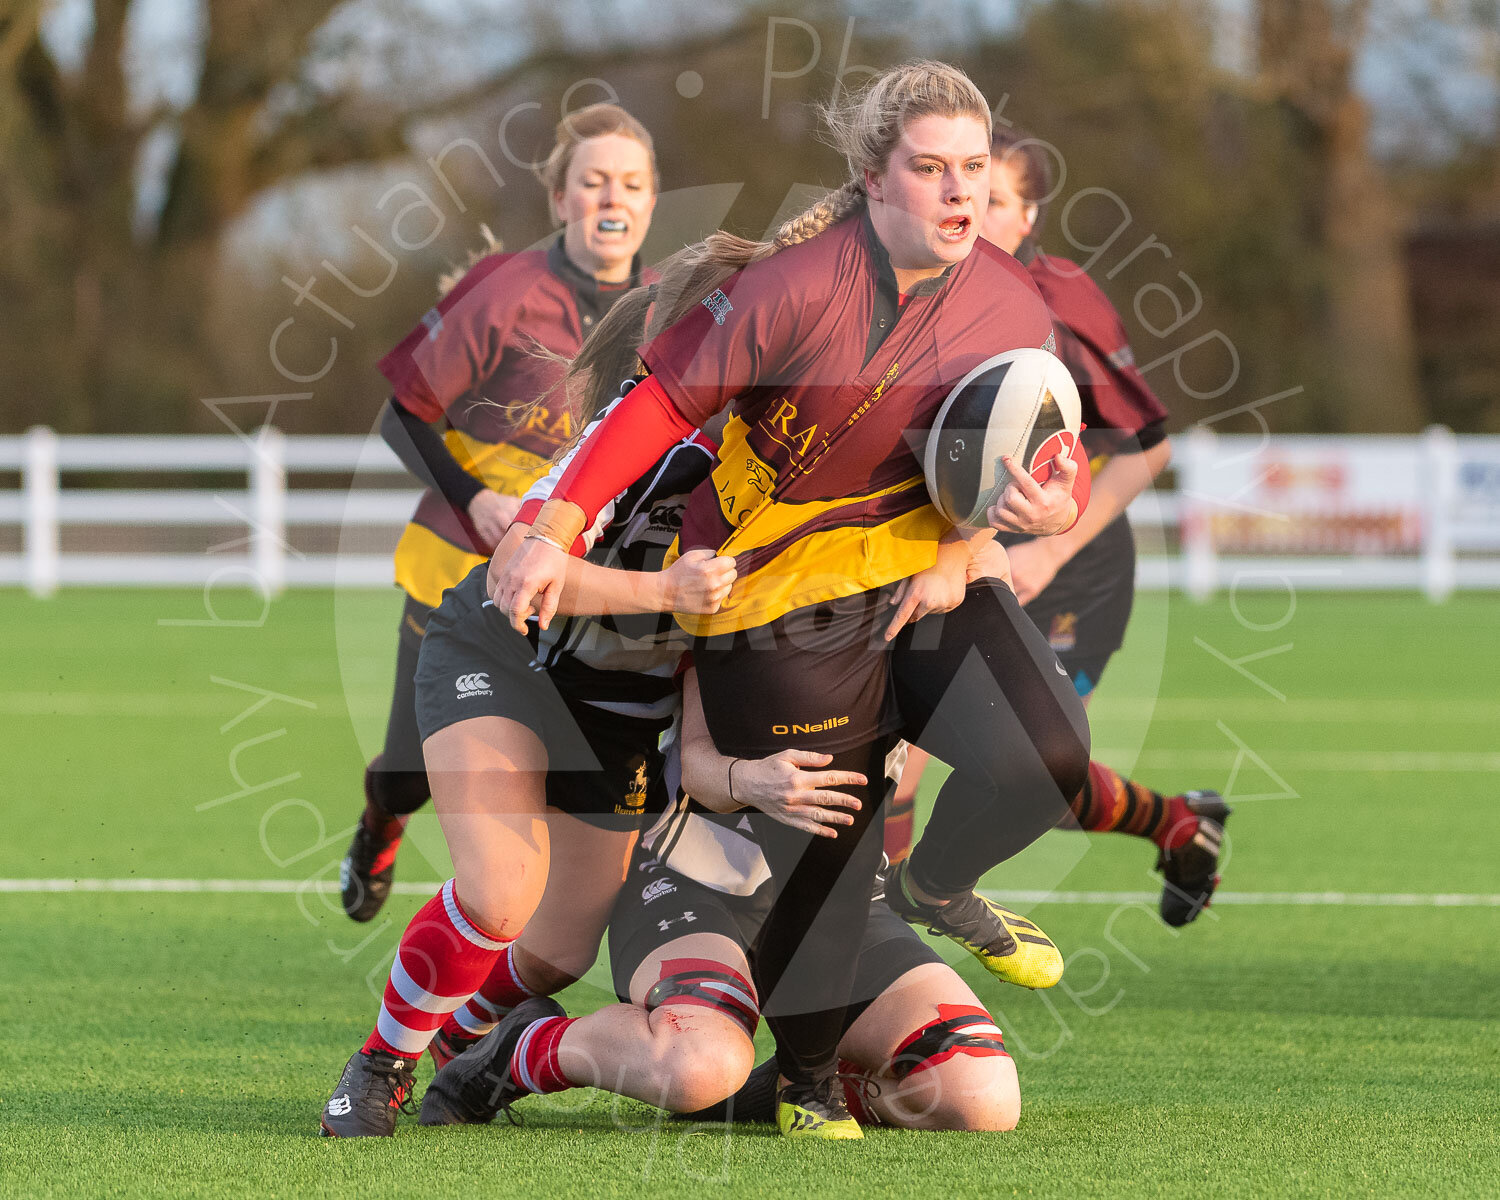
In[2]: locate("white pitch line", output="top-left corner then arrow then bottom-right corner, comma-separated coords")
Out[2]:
2,878 -> 1498,907
1095,698 -> 1500,724
6,693 -> 1499,724
1094,749 -> 1500,772
0,692 -> 347,718
983,889 -> 1500,908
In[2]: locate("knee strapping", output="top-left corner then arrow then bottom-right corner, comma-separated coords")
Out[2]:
888,1004 -> 1007,1080
644,957 -> 759,1038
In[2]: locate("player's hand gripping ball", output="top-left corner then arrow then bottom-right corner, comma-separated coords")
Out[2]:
924,347 -> 1083,528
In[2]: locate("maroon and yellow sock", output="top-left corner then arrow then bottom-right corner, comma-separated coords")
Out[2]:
1070,761 -> 1196,850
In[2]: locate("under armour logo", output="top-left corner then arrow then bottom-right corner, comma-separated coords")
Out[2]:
456,672 -> 492,698
657,911 -> 697,932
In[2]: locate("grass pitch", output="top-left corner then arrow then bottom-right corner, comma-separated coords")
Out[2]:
1,587 -> 1497,1197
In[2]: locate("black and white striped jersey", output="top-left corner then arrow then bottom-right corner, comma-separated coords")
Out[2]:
637,724 -> 907,897
509,401 -> 717,722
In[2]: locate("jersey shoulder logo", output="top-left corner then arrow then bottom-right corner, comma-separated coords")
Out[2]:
702,289 -> 733,326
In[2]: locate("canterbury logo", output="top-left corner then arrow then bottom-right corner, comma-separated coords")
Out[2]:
455,673 -> 491,697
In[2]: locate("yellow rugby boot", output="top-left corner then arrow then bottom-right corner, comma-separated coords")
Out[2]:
887,862 -> 1065,989
776,1077 -> 864,1141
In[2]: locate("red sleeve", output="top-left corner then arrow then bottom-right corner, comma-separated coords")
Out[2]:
377,254 -> 518,423
549,375 -> 697,534
638,259 -> 795,425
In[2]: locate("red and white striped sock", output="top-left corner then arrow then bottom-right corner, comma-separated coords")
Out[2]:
362,879 -> 511,1059
439,942 -> 541,1042
509,1015 -> 577,1095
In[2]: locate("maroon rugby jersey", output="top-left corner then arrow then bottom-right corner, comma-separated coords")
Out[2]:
641,214 -> 1055,634
379,238 -> 651,607
1025,252 -> 1168,457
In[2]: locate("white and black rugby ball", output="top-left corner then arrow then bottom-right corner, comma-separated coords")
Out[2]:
924,347 -> 1082,526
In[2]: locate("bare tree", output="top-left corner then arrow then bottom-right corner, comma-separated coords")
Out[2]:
1255,0 -> 1426,431
0,0 -> 751,431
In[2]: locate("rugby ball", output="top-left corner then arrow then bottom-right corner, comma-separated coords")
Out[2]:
923,347 -> 1082,526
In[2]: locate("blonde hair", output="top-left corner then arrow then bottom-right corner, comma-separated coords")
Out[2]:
564,61 -> 991,421
536,102 -> 660,215
436,225 -> 503,298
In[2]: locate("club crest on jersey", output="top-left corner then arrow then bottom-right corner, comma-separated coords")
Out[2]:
702,290 -> 733,325
1047,613 -> 1078,653
616,758 -> 650,815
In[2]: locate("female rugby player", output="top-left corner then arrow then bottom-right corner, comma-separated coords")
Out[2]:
340,104 -> 660,923
421,652 -> 1023,1137
490,62 -> 1092,1136
886,129 -> 1230,927
320,399 -> 734,1138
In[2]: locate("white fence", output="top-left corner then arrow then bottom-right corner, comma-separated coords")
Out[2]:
2,427 -> 1498,599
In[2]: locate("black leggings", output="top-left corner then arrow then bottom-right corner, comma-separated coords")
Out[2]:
898,578 -> 1091,895
367,594 -> 434,818
751,578 -> 1090,1086
748,741 -> 892,1086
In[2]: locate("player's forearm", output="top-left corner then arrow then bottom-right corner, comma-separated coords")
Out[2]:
679,672 -> 740,813
1048,438 -> 1171,562
558,557 -> 671,616
494,522 -> 669,617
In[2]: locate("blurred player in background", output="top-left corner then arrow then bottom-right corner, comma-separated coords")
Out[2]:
884,128 -> 1229,928
340,104 -> 660,923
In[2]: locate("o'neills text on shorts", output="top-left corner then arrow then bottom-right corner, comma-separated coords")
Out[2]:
772,715 -> 851,736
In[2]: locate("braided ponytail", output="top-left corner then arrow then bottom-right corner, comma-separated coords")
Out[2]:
562,60 -> 990,422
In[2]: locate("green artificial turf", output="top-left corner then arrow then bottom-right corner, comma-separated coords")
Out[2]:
1,588 -> 1497,1197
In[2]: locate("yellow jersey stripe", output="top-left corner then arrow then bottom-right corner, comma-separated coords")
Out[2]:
709,414 -> 932,556
443,429 -> 552,494
674,503 -> 948,635
393,522 -> 487,610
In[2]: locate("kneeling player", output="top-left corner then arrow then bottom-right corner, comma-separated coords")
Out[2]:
421,671 -> 1020,1139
